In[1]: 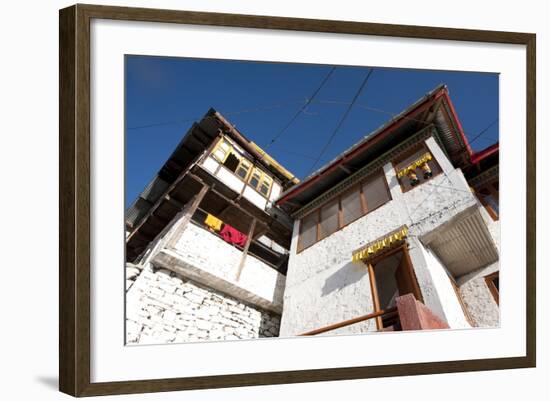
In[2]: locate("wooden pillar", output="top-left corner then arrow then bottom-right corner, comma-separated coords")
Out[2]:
165,184 -> 208,249
235,218 -> 256,281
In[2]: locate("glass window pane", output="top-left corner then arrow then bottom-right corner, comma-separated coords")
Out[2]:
259,183 -> 270,196
236,160 -> 250,179
249,169 -> 261,188
319,199 -> 339,239
299,212 -> 318,250
363,173 -> 390,211
341,187 -> 363,226
213,148 -> 226,161
259,175 -> 272,196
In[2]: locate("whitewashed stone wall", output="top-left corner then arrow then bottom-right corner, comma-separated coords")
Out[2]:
410,239 -> 471,329
280,137 -> 484,336
126,264 -> 280,344
153,222 -> 285,313
457,262 -> 499,327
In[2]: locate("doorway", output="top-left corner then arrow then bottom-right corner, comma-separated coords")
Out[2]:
367,245 -> 423,329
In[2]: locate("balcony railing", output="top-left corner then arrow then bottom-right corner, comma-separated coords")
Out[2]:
298,294 -> 449,335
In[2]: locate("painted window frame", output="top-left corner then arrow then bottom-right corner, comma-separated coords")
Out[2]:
210,137 -> 276,199
392,142 -> 443,193
485,271 -> 499,305
296,169 -> 392,253
211,137 -> 233,163
476,181 -> 499,221
248,167 -> 274,199
235,157 -> 252,181
366,244 -> 424,330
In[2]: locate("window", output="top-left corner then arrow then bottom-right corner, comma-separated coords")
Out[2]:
341,187 -> 363,226
319,199 -> 339,239
476,181 -> 499,220
298,212 -> 318,251
211,138 -> 274,196
393,145 -> 442,192
485,271 -> 499,305
223,152 -> 240,172
259,175 -> 273,197
248,167 -> 273,198
363,173 -> 391,211
297,170 -> 391,252
212,138 -> 231,163
249,168 -> 261,188
235,158 -> 251,180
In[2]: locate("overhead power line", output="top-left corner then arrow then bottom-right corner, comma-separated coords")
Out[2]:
126,99 -> 305,131
264,66 -> 337,150
315,99 -> 499,148
307,68 -> 375,174
468,118 -> 499,146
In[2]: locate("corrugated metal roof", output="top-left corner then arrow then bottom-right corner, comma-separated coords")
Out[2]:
426,211 -> 499,277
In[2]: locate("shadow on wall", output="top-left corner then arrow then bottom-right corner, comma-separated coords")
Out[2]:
321,261 -> 367,296
259,311 -> 280,337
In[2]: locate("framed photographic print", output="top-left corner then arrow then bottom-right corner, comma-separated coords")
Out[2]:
59,4 -> 536,397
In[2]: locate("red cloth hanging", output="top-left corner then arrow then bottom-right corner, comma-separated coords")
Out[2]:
219,224 -> 248,247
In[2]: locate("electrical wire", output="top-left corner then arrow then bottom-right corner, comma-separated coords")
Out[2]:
468,118 -> 499,146
307,68 -> 374,174
126,99 -> 305,130
263,66 -> 337,150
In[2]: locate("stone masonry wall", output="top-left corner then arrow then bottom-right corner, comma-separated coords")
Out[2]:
457,262 -> 499,328
126,263 -> 281,344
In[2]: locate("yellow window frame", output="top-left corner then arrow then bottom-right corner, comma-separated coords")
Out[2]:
235,158 -> 252,180
248,167 -> 273,198
258,174 -> 273,197
211,138 -> 233,163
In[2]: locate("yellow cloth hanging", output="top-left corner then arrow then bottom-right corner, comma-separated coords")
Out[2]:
352,226 -> 408,263
204,214 -> 223,232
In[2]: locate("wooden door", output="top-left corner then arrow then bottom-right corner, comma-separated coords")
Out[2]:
394,249 -> 422,301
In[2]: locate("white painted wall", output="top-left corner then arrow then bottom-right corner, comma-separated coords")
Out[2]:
201,155 -> 219,174
281,137 -> 487,335
269,181 -> 282,202
215,166 -> 245,194
243,185 -> 268,209
457,261 -> 500,327
153,222 -> 285,313
413,240 -> 472,329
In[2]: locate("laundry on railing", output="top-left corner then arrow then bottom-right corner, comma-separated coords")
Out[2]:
220,224 -> 248,247
204,213 -> 223,232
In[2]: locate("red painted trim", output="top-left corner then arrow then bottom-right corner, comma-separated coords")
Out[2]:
276,88 -> 448,206
277,86 -> 489,207
471,143 -> 499,164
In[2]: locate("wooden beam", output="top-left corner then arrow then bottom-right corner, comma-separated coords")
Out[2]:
338,164 -> 352,174
166,184 -> 209,249
165,193 -> 185,209
127,153 -> 207,242
235,218 -> 256,281
298,307 -> 397,336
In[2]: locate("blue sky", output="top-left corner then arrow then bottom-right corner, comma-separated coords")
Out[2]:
125,56 -> 499,208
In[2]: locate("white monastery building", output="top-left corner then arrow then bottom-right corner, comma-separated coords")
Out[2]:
125,85 -> 500,343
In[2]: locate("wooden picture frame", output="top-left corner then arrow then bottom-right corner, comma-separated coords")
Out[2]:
59,3 -> 536,397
